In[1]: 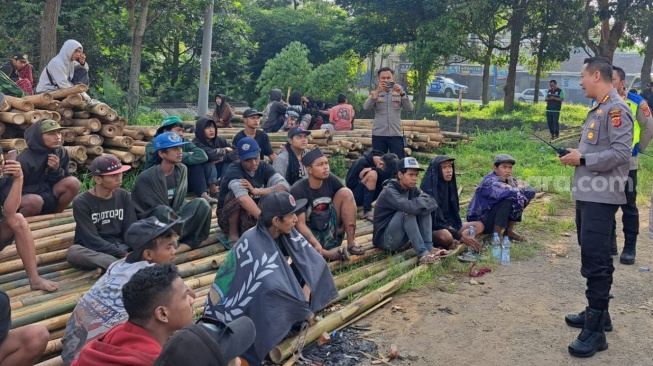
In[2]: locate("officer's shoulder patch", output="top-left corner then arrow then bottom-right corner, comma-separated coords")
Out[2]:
610,108 -> 622,127
641,103 -> 651,118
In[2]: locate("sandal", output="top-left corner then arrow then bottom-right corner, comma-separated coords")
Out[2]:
429,247 -> 453,258
457,251 -> 480,263
217,234 -> 236,250
347,244 -> 366,256
507,233 -> 527,242
419,253 -> 439,265
363,211 -> 374,222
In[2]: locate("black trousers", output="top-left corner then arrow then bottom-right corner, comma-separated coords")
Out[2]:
481,199 -> 514,234
372,135 -> 405,159
611,169 -> 639,246
546,111 -> 560,136
187,163 -> 208,197
575,200 -> 618,310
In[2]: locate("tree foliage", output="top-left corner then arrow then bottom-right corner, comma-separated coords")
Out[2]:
255,41 -> 313,108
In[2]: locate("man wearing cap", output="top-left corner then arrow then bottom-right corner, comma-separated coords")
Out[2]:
560,57 -> 633,358
204,191 -> 337,365
466,154 -> 535,241
72,263 -> 195,366
373,157 -> 440,265
217,137 -> 290,244
0,52 -> 32,96
154,316 -> 255,366
67,154 -> 137,271
0,122 -> 59,291
290,148 -> 365,260
609,66 -> 653,264
232,108 -> 277,162
346,150 -> 399,222
144,116 -> 215,203
272,126 -> 311,186
421,155 -> 483,251
363,67 -> 413,159
133,132 -> 212,252
61,217 -> 181,366
18,119 -> 81,217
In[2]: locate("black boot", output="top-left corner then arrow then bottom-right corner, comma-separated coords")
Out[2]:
568,307 -> 609,358
620,235 -> 636,265
565,309 -> 612,331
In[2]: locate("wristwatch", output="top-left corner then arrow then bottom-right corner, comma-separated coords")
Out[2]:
579,155 -> 586,166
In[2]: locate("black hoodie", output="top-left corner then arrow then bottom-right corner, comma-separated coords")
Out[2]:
420,155 -> 463,240
262,89 -> 287,132
18,120 -> 70,194
345,151 -> 388,197
192,117 -> 231,163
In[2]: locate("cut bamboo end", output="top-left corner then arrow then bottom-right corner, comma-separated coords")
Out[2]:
61,129 -> 77,143
68,161 -> 77,174
129,145 -> 145,156
70,118 -> 101,132
103,136 -> 133,148
0,139 -> 26,150
103,149 -> 135,164
72,111 -> 90,119
86,146 -> 103,155
124,125 -> 157,137
0,100 -> 10,112
4,95 -> 33,111
85,103 -> 109,116
59,94 -> 83,109
68,126 -> 90,136
122,129 -> 144,140
75,134 -> 103,146
99,125 -> 122,138
46,84 -> 89,99
0,113 -> 26,125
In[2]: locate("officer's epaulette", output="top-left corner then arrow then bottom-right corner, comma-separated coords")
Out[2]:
601,94 -> 610,104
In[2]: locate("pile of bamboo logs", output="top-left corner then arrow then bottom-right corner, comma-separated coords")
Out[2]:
0,85 -> 153,173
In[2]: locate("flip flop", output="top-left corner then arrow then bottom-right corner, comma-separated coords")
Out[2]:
457,252 -> 480,263
347,244 -> 366,256
419,253 -> 440,265
217,234 -> 236,250
430,247 -> 454,258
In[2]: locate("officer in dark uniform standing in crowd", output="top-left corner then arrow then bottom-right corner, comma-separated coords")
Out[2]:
559,57 -> 633,358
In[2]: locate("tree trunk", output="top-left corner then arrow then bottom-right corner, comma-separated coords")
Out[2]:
171,37 -> 180,85
640,23 -> 653,88
504,0 -> 527,112
414,65 -> 429,116
39,0 -> 62,74
368,52 -> 376,91
481,48 -> 493,105
127,0 -> 151,121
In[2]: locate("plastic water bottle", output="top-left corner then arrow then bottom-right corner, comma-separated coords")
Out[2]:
501,235 -> 511,266
468,226 -> 475,239
492,233 -> 501,260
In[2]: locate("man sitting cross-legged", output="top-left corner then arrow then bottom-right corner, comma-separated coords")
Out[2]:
73,263 -> 195,366
0,290 -> 50,366
0,145 -> 58,291
373,158 -> 440,265
290,148 -> 365,261
467,154 -> 535,241
67,154 -> 137,272
420,155 -> 483,252
217,137 -> 290,245
61,217 -> 181,366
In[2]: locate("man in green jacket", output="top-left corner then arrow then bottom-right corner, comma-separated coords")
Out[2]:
144,116 -> 215,204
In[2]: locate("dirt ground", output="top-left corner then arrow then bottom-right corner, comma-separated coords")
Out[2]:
356,206 -> 653,366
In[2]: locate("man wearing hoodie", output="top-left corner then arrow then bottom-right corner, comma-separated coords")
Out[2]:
61,217 -> 182,366
192,117 -> 233,197
262,88 -> 287,133
346,150 -> 398,222
18,119 -> 80,217
36,39 -> 93,102
420,156 -> 482,251
72,263 -> 195,366
373,158 -> 440,265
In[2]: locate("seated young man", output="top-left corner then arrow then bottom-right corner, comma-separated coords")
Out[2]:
232,109 -> 277,162
346,150 -> 399,221
154,316 -> 255,366
290,148 -> 364,261
18,119 -> 80,217
0,147 -> 58,292
133,132 -> 212,252
373,158 -> 440,265
217,137 -> 290,244
272,126 -> 311,186
420,155 -> 483,251
467,154 -> 535,241
192,117 -> 233,197
204,191 -> 337,365
144,116 -> 214,204
61,217 -> 181,366
73,263 -> 195,366
68,154 -> 137,271
0,290 -> 49,366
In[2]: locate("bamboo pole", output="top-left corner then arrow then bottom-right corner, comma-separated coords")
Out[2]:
99,124 -> 122,138
83,103 -> 110,116
72,111 -> 90,119
4,95 -> 33,111
0,112 -> 26,125
130,145 -> 145,156
124,125 -> 157,137
66,126 -> 90,136
0,249 -> 68,275
69,118 -> 101,132
9,109 -> 42,124
22,93 -> 53,104
122,129 -> 144,140
59,94 -> 83,109
60,129 -> 77,143
0,100 -> 10,111
75,134 -> 103,146
269,265 -> 427,363
85,145 -> 103,155
102,136 -> 133,148
46,85 -> 89,99
0,122 -> 5,136
64,146 -> 87,162
0,139 -> 26,150
49,111 -> 62,123
102,149 -> 135,164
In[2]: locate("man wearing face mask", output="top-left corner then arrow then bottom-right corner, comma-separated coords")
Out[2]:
363,67 -> 413,159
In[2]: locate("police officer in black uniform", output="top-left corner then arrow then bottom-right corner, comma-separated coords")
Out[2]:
559,57 -> 633,358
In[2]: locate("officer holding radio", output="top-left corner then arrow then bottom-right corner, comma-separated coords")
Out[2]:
363,67 -> 413,159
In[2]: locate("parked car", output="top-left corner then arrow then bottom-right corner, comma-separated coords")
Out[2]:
427,76 -> 468,98
514,88 -> 547,102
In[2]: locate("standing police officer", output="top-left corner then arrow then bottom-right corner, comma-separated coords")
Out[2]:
609,66 -> 653,264
559,57 -> 633,358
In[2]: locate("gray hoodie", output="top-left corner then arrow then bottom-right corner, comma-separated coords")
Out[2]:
37,39 -> 82,92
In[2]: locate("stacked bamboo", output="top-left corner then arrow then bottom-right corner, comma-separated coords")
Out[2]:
0,85 -> 150,170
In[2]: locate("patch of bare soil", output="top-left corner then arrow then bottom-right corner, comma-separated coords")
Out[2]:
355,207 -> 653,366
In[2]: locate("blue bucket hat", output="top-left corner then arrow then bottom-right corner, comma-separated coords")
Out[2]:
154,132 -> 188,152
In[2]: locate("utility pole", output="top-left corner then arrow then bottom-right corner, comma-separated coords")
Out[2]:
197,0 -> 214,118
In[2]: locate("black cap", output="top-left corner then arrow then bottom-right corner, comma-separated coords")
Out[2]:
242,108 -> 263,118
301,148 -> 325,167
154,316 -> 256,366
258,191 -> 307,220
287,126 -> 311,139
12,52 -> 28,63
125,217 -> 180,262
493,154 -> 516,165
